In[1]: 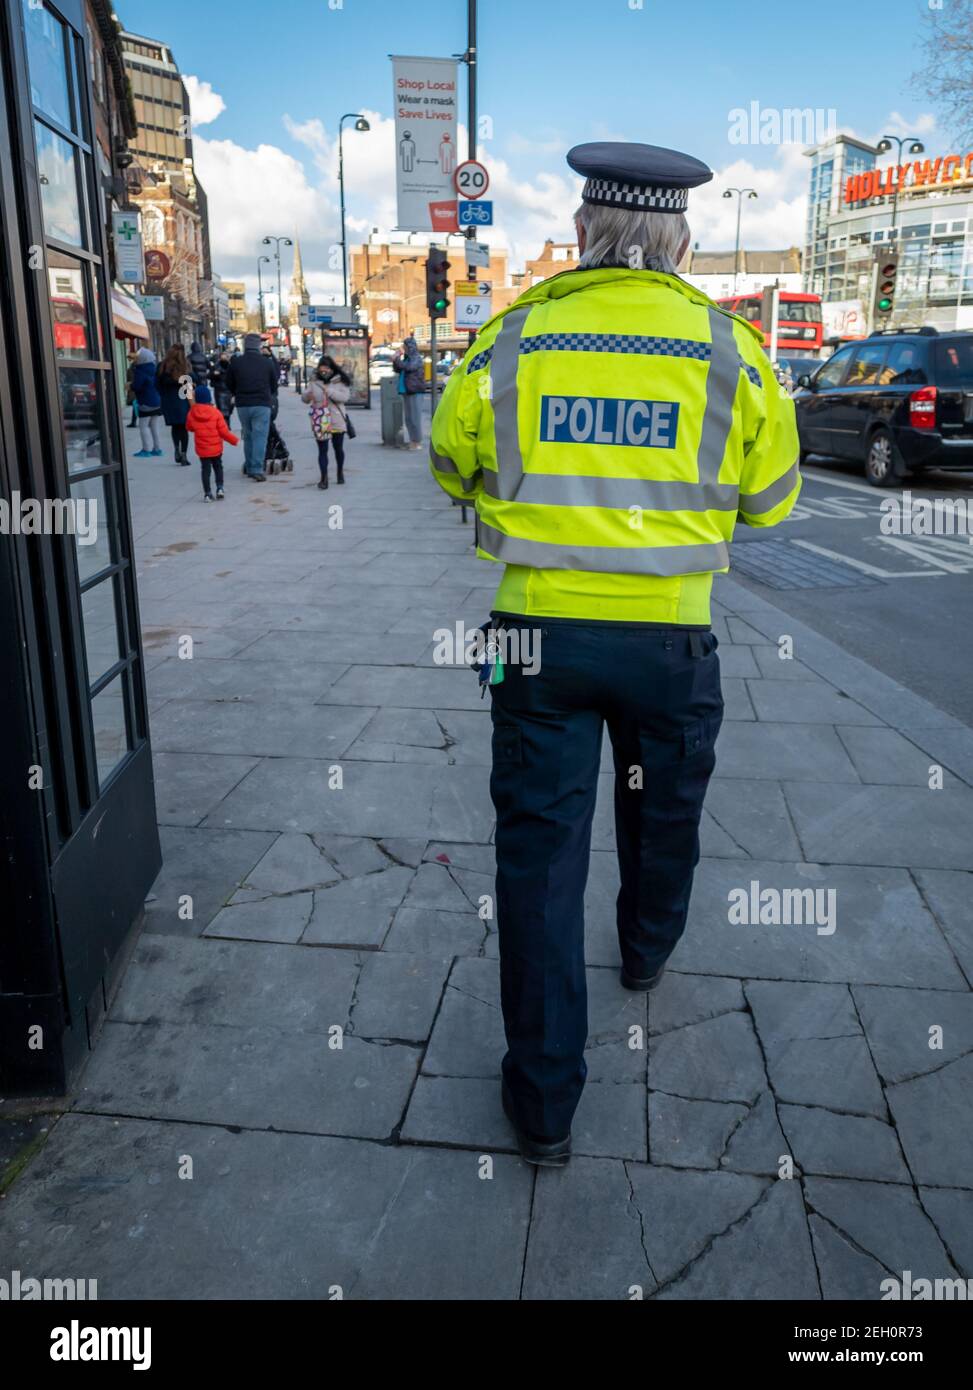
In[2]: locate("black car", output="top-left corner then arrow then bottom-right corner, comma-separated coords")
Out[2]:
792,328 -> 973,486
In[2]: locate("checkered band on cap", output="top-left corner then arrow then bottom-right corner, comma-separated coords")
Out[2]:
582,177 -> 689,213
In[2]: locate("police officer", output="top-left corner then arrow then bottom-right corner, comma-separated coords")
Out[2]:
430,142 -> 801,1166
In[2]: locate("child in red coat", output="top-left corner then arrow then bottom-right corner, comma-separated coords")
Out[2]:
186,384 -> 239,501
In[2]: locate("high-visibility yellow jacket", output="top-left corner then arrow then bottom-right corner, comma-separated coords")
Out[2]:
429,267 -> 801,624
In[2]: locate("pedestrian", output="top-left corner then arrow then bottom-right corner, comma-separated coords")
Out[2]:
156,343 -> 192,465
301,356 -> 351,489
393,335 -> 425,449
125,347 -> 139,427
131,346 -> 163,457
188,339 -> 210,386
226,332 -> 277,481
186,383 -> 238,502
210,351 -> 234,426
430,140 -> 802,1167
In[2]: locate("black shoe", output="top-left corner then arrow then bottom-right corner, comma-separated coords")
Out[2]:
336,473 -> 345,484
317,478 -> 328,490
501,1080 -> 571,1168
620,964 -> 667,992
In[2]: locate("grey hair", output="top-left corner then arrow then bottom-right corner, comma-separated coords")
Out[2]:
575,202 -> 690,274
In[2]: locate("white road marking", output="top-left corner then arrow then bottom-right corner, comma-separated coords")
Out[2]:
791,538 -> 941,578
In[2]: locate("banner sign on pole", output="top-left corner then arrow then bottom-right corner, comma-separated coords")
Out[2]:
455,280 -> 492,331
263,292 -> 280,329
391,55 -> 459,231
112,211 -> 145,285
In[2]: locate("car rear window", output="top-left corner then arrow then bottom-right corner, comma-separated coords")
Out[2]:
881,341 -> 928,385
936,338 -> 973,387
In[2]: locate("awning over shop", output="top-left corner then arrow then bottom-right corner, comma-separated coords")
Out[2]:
111,286 -> 149,340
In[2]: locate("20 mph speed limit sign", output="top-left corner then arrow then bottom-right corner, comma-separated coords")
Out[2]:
454,160 -> 489,199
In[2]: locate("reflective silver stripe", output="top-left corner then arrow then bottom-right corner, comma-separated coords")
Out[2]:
481,468 -> 739,512
477,523 -> 729,576
429,444 -> 459,473
739,459 -> 800,515
697,309 -> 740,486
430,444 -> 481,493
490,306 -> 532,501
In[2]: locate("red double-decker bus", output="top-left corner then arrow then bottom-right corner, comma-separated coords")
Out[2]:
717,290 -> 823,356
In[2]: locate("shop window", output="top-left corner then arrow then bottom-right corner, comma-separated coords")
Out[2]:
21,0 -> 74,133
47,251 -> 91,359
36,120 -> 83,246
58,368 -> 108,473
81,574 -> 123,686
90,672 -> 131,790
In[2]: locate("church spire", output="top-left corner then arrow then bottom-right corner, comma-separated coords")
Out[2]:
289,239 -> 308,300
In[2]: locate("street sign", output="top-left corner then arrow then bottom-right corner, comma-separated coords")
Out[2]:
455,279 -> 492,330
391,55 -> 459,231
454,159 -> 489,199
299,304 -> 340,327
459,200 -> 493,227
112,211 -> 144,285
465,240 -> 491,269
135,294 -> 163,322
144,249 -> 171,280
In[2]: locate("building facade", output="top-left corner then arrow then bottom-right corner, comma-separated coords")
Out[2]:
223,279 -> 248,334
683,248 -> 803,302
804,134 -> 973,332
119,28 -> 214,347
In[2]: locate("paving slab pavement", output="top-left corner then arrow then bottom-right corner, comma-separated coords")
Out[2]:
2,388 -> 971,1300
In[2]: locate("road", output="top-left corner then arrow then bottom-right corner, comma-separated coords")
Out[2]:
729,458 -> 973,723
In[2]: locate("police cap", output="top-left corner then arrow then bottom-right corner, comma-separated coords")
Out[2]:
567,141 -> 713,214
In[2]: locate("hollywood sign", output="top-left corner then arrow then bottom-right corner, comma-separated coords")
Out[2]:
845,155 -> 973,205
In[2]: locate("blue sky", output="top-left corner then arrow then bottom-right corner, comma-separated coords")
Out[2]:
116,0 -> 944,300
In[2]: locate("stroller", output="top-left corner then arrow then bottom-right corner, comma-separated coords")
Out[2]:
264,413 -> 292,474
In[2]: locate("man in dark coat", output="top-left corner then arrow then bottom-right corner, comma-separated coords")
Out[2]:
226,333 -> 278,480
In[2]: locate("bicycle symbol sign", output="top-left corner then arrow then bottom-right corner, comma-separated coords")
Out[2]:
458,200 -> 493,226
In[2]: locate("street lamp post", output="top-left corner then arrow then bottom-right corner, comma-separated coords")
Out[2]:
396,255 -> 419,339
723,187 -> 758,292
876,134 -> 925,241
338,113 -> 370,310
256,254 -> 271,331
261,234 -> 293,341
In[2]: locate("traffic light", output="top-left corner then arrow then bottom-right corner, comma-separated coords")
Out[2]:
873,252 -> 899,323
425,250 -> 451,318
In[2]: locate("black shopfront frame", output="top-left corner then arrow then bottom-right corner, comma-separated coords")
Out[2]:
0,0 -> 160,1093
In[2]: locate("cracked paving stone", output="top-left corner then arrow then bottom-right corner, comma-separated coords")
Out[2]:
778,1105 -> 910,1184
808,1215 -> 890,1301
111,936 -> 359,1034
522,1157 -> 659,1300
203,892 -> 314,944
648,972 -> 746,1036
628,1165 -> 769,1289
142,826 -> 276,937
913,869 -> 973,982
853,985 -> 973,1085
423,842 -> 496,876
422,961 -> 505,1078
383,906 -> 487,957
400,861 -> 477,914
918,1189 -> 973,1278
703,780 -> 803,861
720,1091 -> 789,1177
302,866 -> 414,948
0,1114 -> 531,1299
448,866 -> 495,914
571,1082 -> 647,1161
804,1177 -> 959,1299
74,1023 -> 419,1141
653,1177 -> 818,1299
239,832 -> 342,896
350,953 -> 451,1042
885,1052 -> 973,1189
649,1092 -> 748,1169
312,834 -> 392,878
746,981 -> 886,1118
649,1011 -> 767,1104
378,838 -> 427,868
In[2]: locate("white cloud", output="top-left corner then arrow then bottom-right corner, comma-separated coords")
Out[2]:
183,76 -> 225,127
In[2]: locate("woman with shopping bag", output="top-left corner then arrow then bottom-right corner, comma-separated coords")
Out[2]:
301,357 -> 352,490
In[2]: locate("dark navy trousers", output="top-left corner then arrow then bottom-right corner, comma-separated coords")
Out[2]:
489,618 -> 723,1142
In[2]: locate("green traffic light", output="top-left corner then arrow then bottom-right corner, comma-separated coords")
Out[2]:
878,297 -> 892,311
435,298 -> 447,312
